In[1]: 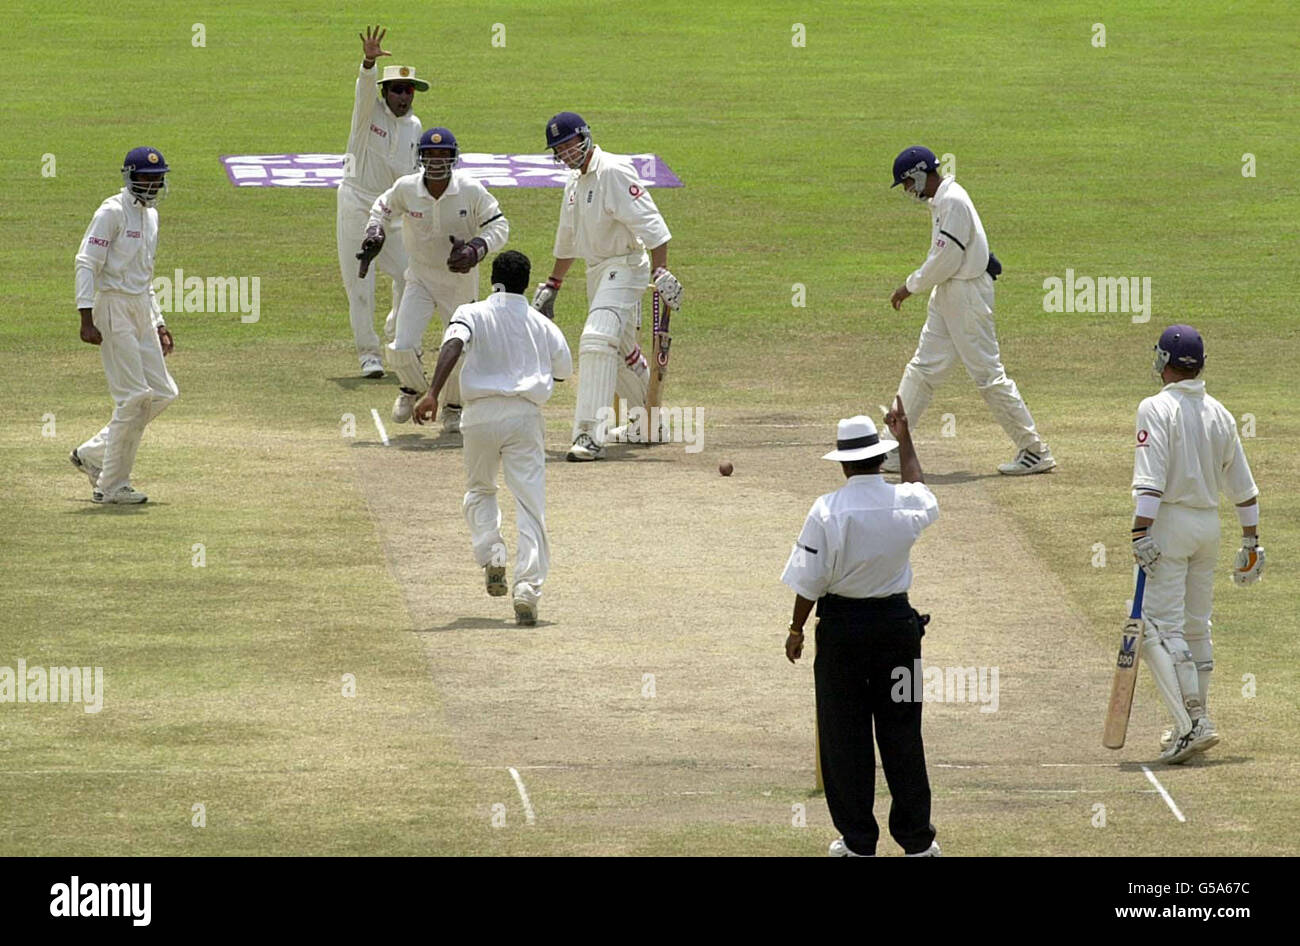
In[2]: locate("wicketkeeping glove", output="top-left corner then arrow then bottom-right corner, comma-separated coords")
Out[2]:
652,266 -> 684,310
356,225 -> 385,278
1132,527 -> 1161,575
533,278 -> 560,320
447,235 -> 487,274
1232,535 -> 1265,585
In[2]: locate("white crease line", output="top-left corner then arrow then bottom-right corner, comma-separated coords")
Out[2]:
370,408 -> 389,446
508,766 -> 536,826
1140,764 -> 1186,822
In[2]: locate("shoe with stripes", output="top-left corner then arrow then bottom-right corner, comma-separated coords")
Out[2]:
484,565 -> 507,597
998,444 -> 1056,476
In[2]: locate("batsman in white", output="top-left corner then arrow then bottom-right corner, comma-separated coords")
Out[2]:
531,111 -> 683,461
337,25 -> 425,379
361,127 -> 509,435
70,147 -> 179,505
1129,325 -> 1262,764
884,146 -> 1054,475
412,251 -> 572,626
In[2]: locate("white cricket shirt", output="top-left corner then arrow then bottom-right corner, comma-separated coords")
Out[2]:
74,188 -> 164,326
368,170 -> 509,285
443,293 -> 573,407
552,146 -> 671,269
1132,379 -> 1258,509
341,63 -> 422,199
905,177 -> 991,296
781,475 -> 939,600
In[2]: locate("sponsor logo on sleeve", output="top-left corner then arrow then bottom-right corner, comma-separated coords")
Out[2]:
125,230 -> 141,239
87,237 -> 110,247
1137,429 -> 1149,446
370,124 -> 388,138
629,183 -> 645,199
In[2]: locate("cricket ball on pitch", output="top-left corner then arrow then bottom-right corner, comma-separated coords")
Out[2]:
719,461 -> 734,477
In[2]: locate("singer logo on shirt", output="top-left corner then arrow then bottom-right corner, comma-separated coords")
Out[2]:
370,124 -> 388,138
126,230 -> 141,239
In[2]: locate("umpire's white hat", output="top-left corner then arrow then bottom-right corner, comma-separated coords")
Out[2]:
379,65 -> 430,91
821,416 -> 897,462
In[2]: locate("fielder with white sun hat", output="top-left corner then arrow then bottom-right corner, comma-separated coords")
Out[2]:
781,397 -> 942,857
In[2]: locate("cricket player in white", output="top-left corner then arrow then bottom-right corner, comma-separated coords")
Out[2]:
532,112 -> 684,461
886,146 -> 1053,475
413,251 -> 572,626
70,147 -> 179,505
1130,325 -> 1263,763
338,25 -> 425,378
362,127 -> 509,435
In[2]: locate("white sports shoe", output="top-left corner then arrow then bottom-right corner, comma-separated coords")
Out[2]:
905,840 -> 942,857
514,599 -> 538,627
1160,717 -> 1219,764
70,448 -> 101,489
828,837 -> 871,857
484,565 -> 507,597
1162,717 -> 1217,751
360,354 -> 384,379
442,404 -> 462,435
566,432 -> 605,462
998,444 -> 1056,476
92,485 -> 148,505
392,389 -> 418,424
880,451 -> 900,473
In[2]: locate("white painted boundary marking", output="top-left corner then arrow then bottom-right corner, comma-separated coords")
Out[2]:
370,409 -> 389,446
1140,764 -> 1186,822
508,766 -> 536,825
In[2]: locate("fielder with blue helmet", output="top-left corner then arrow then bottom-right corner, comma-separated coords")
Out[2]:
70,147 -> 180,505
884,145 -> 1054,476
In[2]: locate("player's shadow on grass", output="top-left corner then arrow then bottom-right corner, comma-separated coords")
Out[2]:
415,617 -> 553,632
67,501 -> 157,514
542,446 -> 675,463
386,432 -> 462,451
1115,756 -> 1250,772
922,470 -> 1002,486
327,376 -> 393,391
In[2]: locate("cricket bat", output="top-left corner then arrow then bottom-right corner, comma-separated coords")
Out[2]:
1102,568 -> 1146,749
646,289 -> 672,417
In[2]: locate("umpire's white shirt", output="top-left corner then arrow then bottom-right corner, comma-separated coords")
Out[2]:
552,147 -> 671,271
781,475 -> 939,600
368,171 -> 509,284
905,176 -> 991,296
1132,380 -> 1258,509
443,292 -> 573,421
342,63 -> 421,199
75,189 -> 163,326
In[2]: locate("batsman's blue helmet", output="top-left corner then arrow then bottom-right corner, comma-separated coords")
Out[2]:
418,127 -> 458,179
891,146 -> 938,188
123,146 -> 169,175
546,111 -> 589,149
1154,324 -> 1205,374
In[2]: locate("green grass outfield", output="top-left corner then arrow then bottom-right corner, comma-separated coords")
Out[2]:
1,0 -> 1296,856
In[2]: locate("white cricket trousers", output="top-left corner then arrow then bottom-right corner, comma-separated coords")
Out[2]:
77,291 -> 179,494
336,182 -> 407,362
897,274 -> 1042,451
461,397 -> 550,605
573,255 -> 651,443
1145,503 -> 1219,706
388,271 -> 471,405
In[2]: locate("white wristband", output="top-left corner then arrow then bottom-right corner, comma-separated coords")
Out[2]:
1236,502 -> 1259,527
1134,493 -> 1162,521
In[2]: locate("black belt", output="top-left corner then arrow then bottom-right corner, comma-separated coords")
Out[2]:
817,592 -> 930,629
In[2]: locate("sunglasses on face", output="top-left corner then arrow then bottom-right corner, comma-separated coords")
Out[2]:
385,83 -> 415,95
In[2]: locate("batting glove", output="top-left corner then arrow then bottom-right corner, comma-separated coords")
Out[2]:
652,266 -> 684,310
1132,527 -> 1161,575
1232,535 -> 1265,585
533,278 -> 560,319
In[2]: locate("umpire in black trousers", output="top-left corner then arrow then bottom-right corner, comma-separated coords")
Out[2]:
782,398 -> 941,857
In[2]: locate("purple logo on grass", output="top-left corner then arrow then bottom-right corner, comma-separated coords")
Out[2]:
219,153 -> 684,189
